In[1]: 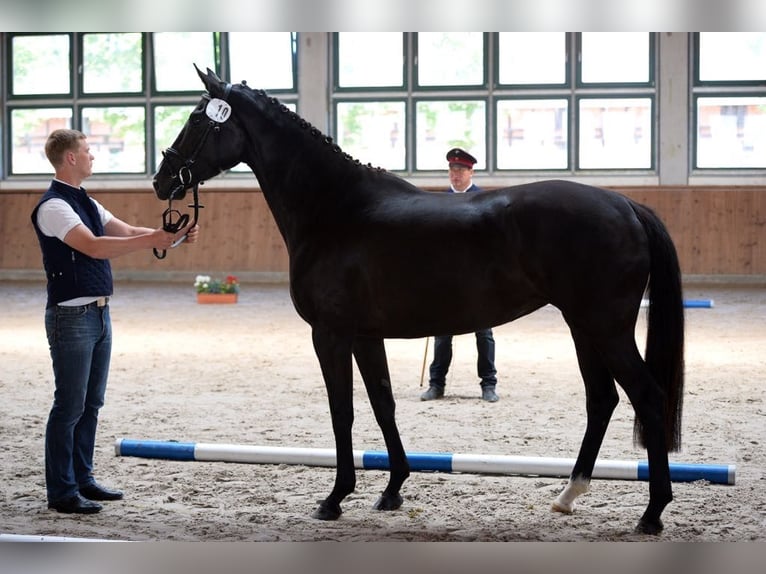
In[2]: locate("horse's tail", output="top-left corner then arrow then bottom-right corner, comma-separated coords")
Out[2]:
631,201 -> 685,453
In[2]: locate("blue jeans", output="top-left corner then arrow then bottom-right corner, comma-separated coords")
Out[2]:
44,303 -> 112,503
428,329 -> 497,389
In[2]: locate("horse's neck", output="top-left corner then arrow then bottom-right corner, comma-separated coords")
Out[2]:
241,94 -> 368,245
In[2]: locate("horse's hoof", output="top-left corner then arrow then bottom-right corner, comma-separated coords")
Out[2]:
312,500 -> 342,521
634,517 -> 663,535
373,492 -> 403,511
551,500 -> 574,514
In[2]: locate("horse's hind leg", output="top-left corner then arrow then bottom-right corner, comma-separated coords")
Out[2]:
353,336 -> 410,511
553,329 -> 620,514
599,334 -> 673,534
311,327 -> 356,520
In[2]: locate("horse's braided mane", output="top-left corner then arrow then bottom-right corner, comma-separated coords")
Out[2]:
247,84 -> 385,173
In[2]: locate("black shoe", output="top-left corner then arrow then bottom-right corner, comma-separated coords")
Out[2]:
79,482 -> 124,501
420,385 -> 445,401
48,493 -> 102,514
481,387 -> 499,402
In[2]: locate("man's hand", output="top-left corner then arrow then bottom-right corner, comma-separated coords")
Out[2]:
182,223 -> 200,244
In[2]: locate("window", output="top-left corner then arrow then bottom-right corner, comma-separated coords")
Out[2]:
695,96 -> 766,169
416,33 -> 485,88
579,32 -> 651,85
10,108 -> 72,174
228,32 -> 296,90
331,33 -> 655,174
152,33 -> 217,93
578,97 -> 653,169
497,33 -> 566,86
496,98 -> 568,170
415,99 -> 486,170
83,106 -> 146,174
336,100 -> 406,170
693,33 -> 766,169
82,33 -> 143,94
10,34 -> 71,96
336,33 -> 403,89
3,33 -> 298,177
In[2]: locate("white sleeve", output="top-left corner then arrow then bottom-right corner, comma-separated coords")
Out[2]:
36,198 -> 114,240
90,197 -> 114,227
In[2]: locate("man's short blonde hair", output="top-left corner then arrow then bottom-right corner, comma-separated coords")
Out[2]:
45,129 -> 86,166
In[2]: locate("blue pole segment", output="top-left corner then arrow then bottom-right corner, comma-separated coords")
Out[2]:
683,299 -> 714,308
637,461 -> 734,484
363,450 -> 454,472
116,438 -> 196,461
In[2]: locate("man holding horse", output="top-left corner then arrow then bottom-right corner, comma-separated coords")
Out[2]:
31,128 -> 199,514
420,148 -> 499,403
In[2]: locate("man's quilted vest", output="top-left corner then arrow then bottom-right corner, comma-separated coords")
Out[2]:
31,181 -> 113,309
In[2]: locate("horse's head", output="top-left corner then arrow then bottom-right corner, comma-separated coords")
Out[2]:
153,65 -> 245,201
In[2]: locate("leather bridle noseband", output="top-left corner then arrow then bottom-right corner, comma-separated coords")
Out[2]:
153,84 -> 232,259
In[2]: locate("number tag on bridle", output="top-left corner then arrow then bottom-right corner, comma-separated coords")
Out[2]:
206,98 -> 231,123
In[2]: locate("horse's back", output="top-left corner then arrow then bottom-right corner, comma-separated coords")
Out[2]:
497,180 -> 650,328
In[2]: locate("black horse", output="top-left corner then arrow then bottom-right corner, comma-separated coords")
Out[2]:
153,67 -> 685,535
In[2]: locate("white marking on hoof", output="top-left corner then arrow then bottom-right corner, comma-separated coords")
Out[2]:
552,477 -> 590,514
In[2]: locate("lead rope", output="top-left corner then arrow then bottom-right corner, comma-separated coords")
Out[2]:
153,182 -> 204,260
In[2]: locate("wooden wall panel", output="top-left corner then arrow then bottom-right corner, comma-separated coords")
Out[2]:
2,185 -> 764,279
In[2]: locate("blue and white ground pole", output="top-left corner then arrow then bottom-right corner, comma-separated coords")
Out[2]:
114,439 -> 735,485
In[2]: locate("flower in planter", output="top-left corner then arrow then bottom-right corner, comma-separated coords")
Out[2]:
194,274 -> 240,294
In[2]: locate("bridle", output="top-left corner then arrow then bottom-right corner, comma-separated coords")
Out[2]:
153,84 -> 232,259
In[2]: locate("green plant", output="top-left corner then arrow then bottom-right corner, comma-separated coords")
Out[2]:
194,274 -> 240,294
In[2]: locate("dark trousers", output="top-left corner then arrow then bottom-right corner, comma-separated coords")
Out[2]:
428,329 -> 497,389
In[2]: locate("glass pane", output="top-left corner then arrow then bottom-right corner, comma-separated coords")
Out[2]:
10,108 -> 72,174
696,96 -> 766,168
498,33 -> 566,85
578,98 -> 652,169
11,35 -> 70,95
581,32 -> 650,84
497,99 -> 568,170
82,106 -> 146,174
417,33 -> 484,87
153,33 -> 216,92
154,105 -> 196,172
336,101 -> 406,171
229,33 -> 295,90
83,33 -> 143,93
416,100 -> 486,170
337,32 -> 403,88
699,33 -> 766,82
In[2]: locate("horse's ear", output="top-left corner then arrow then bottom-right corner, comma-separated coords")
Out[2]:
194,64 -> 226,96
194,63 -> 209,87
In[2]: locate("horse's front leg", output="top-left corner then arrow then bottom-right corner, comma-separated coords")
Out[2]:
311,326 -> 356,520
353,336 -> 410,512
